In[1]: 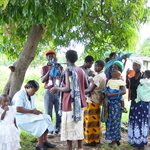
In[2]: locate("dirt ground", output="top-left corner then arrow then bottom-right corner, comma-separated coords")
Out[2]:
47,132 -> 150,150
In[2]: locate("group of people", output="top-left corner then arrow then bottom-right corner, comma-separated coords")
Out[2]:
0,50 -> 150,150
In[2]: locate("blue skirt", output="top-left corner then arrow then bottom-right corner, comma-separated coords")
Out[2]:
128,100 -> 149,147
105,100 -> 122,141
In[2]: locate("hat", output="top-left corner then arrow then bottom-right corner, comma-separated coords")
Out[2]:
45,50 -> 56,56
132,59 -> 143,67
113,60 -> 124,72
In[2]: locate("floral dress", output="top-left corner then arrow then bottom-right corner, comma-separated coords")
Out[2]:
128,77 -> 149,148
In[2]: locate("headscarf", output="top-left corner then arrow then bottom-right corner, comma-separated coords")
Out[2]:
132,59 -> 143,67
113,60 -> 124,72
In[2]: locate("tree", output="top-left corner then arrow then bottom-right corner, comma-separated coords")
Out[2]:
0,0 -> 149,98
139,38 -> 150,56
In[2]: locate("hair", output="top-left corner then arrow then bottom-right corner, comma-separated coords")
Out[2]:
105,57 -> 110,63
95,60 -> 105,69
66,50 -> 78,63
109,52 -> 117,60
145,70 -> 150,79
24,80 -> 39,90
85,55 -> 94,63
0,94 -> 10,105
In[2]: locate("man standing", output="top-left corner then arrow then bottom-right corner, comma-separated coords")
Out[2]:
41,50 -> 61,134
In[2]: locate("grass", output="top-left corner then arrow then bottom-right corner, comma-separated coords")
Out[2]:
0,65 -> 132,150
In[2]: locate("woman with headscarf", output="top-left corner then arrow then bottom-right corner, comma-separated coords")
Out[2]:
105,61 -> 126,146
127,60 -> 148,150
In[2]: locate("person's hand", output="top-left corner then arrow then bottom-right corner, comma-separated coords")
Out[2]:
33,109 -> 42,115
126,68 -> 131,76
4,106 -> 9,111
50,87 -> 57,94
122,55 -> 127,61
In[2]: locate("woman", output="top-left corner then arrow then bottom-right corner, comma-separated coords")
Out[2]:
127,60 -> 149,150
12,80 -> 56,150
83,60 -> 106,146
50,50 -> 87,150
105,65 -> 126,146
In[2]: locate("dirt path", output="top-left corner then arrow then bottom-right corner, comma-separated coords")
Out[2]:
47,133 -> 150,150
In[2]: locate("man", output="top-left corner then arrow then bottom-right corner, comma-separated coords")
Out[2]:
41,50 -> 61,134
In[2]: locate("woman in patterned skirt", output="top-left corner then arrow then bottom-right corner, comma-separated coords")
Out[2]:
127,60 -> 149,150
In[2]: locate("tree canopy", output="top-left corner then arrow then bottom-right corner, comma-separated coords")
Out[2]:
139,38 -> 150,56
0,0 -> 149,59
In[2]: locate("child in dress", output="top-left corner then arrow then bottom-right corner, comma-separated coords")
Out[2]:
0,94 -> 20,150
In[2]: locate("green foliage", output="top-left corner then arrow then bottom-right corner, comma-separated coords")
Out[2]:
20,130 -> 37,150
0,0 -> 9,10
139,38 -> 150,56
0,0 -> 149,60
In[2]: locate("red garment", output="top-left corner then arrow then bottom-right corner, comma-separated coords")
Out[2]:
62,67 -> 87,111
41,65 -> 53,90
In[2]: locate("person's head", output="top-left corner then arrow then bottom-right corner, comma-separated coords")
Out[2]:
132,59 -> 142,73
66,50 -> 78,65
105,57 -> 110,63
0,94 -> 10,108
84,55 -> 94,69
112,60 -> 124,72
24,80 -> 39,96
45,50 -> 57,61
109,52 -> 117,60
94,60 -> 105,73
144,70 -> 150,79
111,70 -> 121,79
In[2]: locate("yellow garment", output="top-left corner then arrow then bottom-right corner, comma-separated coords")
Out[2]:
83,101 -> 101,144
87,72 -> 106,104
107,79 -> 125,90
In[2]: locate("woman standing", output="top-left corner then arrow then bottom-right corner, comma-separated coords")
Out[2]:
83,60 -> 106,146
127,60 -> 148,150
50,50 -> 87,150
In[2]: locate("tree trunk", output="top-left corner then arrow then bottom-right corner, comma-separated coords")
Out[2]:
3,24 -> 43,98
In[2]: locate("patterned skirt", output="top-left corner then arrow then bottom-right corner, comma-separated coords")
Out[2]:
105,100 -> 122,141
128,100 -> 149,147
83,101 -> 101,144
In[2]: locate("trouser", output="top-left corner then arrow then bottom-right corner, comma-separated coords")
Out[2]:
44,89 -> 61,131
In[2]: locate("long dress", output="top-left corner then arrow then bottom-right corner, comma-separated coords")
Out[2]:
0,106 -> 20,150
105,79 -> 126,141
12,89 -> 54,137
128,76 -> 149,147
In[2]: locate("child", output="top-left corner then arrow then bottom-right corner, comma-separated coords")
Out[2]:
0,94 -> 20,150
105,70 -> 126,146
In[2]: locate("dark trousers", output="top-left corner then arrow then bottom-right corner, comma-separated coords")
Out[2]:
44,89 -> 61,131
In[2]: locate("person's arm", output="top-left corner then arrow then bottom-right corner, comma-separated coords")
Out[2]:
1,106 -> 9,120
41,66 -> 50,83
16,107 -> 42,115
85,79 -> 96,94
107,86 -> 126,97
14,118 -> 18,128
50,70 -> 70,93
